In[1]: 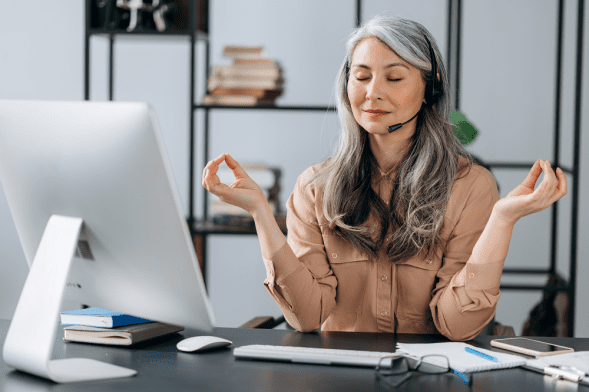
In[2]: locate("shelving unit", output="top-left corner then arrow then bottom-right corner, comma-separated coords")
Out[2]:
84,0 -> 582,336
447,0 -> 583,337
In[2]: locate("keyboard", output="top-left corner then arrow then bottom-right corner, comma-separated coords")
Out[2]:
233,344 -> 400,368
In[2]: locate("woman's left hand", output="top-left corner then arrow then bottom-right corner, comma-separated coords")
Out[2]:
493,159 -> 567,226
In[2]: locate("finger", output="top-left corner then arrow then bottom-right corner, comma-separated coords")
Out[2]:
206,153 -> 227,171
202,166 -> 232,197
224,154 -> 250,179
538,160 -> 558,193
203,153 -> 228,176
521,159 -> 544,189
549,167 -> 568,204
202,154 -> 227,189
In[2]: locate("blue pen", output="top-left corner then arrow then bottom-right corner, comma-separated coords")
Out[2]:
465,346 -> 498,362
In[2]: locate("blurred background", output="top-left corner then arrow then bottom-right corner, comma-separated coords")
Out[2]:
0,0 -> 588,337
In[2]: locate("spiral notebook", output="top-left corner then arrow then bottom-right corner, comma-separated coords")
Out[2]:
396,342 -> 526,373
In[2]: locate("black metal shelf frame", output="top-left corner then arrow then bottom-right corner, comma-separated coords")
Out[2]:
84,0 -> 583,336
447,0 -> 583,337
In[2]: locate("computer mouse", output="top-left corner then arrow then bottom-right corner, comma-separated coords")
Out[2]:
176,336 -> 233,353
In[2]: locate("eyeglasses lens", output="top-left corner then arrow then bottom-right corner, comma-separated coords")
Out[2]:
416,355 -> 450,374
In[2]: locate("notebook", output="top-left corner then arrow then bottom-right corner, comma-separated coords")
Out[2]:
60,307 -> 151,328
396,342 -> 526,373
64,322 -> 184,346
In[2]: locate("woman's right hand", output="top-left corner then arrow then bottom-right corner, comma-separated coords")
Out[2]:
202,153 -> 268,216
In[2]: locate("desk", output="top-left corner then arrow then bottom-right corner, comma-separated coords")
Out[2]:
1,319 -> 588,391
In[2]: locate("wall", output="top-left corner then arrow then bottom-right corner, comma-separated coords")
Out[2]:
0,0 -> 587,336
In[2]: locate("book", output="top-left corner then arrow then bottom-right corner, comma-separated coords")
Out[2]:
222,45 -> 265,58
233,57 -> 276,65
211,199 -> 278,217
396,342 -> 526,373
211,65 -> 281,80
209,88 -> 283,99
202,94 -> 276,106
207,78 -> 283,91
64,322 -> 184,346
60,307 -> 151,328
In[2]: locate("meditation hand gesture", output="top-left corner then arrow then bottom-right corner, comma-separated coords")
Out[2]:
494,159 -> 567,226
202,153 -> 268,215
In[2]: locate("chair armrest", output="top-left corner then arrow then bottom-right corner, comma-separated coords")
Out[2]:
493,324 -> 516,336
239,316 -> 286,329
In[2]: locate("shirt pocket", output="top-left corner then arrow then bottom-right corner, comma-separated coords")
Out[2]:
396,254 -> 441,321
323,234 -> 369,314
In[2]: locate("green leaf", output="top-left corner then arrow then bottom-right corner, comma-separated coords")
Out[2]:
450,110 -> 478,145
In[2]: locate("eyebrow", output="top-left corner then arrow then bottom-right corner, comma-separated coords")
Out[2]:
352,62 -> 408,70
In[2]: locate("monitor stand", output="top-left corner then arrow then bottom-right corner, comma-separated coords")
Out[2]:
2,215 -> 137,383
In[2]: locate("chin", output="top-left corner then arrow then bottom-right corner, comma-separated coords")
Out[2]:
361,125 -> 390,135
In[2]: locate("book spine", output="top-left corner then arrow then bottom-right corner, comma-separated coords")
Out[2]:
208,78 -> 283,91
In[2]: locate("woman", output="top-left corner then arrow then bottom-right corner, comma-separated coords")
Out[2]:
202,15 -> 567,341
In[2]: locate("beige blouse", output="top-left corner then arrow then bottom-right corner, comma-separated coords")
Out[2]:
262,160 -> 503,341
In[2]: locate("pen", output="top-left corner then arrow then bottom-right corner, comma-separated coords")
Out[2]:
465,347 -> 498,362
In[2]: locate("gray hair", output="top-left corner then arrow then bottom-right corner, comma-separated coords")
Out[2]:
303,14 -> 474,263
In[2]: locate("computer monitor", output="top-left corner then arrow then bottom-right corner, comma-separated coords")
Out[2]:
0,100 -> 215,383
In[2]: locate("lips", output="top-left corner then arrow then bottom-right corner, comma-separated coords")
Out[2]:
364,109 -> 390,117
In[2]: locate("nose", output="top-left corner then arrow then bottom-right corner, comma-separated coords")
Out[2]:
365,77 -> 385,100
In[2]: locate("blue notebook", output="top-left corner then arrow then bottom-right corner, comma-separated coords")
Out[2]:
60,307 -> 152,328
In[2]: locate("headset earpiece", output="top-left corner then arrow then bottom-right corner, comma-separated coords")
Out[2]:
423,35 -> 443,106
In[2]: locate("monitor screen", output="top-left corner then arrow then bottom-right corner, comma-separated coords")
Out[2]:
0,99 -> 215,332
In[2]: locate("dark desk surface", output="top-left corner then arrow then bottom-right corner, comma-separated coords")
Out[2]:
1,319 -> 588,392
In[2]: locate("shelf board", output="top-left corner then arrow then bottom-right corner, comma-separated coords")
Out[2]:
87,29 -> 208,40
500,283 -> 570,292
191,214 -> 287,235
194,104 -> 336,111
485,162 -> 573,174
502,268 -> 553,274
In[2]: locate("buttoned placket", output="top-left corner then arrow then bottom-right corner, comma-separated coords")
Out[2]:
374,165 -> 396,332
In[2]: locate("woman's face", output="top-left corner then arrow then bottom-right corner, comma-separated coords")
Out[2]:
347,37 -> 426,136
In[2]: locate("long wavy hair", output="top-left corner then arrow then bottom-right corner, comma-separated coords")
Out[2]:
302,15 -> 474,263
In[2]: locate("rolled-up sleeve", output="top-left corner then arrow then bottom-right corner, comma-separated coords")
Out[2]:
263,169 -> 337,332
430,168 -> 503,341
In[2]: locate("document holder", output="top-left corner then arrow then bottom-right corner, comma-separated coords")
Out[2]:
2,215 -> 137,383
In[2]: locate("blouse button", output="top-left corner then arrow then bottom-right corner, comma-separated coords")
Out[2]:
380,311 -> 388,317
381,275 -> 387,281
468,272 -> 475,279
332,253 -> 337,259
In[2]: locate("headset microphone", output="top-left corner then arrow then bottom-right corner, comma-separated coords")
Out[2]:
387,109 -> 421,133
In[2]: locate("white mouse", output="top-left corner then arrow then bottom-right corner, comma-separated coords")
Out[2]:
176,336 -> 233,352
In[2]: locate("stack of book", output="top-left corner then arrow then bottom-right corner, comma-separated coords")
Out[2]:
210,164 -> 282,227
202,46 -> 283,106
60,307 -> 184,346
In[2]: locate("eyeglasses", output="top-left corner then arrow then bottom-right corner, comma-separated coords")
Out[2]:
375,354 -> 471,388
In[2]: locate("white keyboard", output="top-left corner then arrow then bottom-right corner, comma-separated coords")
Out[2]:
233,344 -> 399,368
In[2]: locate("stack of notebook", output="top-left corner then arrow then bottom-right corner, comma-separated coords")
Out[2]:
60,307 -> 184,346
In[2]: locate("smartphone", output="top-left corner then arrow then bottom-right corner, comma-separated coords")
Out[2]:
490,337 -> 574,357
